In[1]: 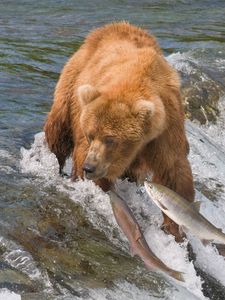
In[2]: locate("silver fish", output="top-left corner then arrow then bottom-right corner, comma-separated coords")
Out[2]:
109,190 -> 184,281
144,182 -> 225,245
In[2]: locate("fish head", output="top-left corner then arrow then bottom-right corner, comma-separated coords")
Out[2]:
144,182 -> 168,210
144,182 -> 161,199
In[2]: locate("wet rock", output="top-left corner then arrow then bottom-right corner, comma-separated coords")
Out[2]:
4,188 -> 169,298
180,71 -> 223,124
194,181 -> 220,202
0,258 -> 37,294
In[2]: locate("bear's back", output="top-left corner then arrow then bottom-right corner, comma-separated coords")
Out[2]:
75,22 -> 179,104
84,22 -> 162,54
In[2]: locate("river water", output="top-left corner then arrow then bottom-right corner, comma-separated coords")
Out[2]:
0,1 -> 225,299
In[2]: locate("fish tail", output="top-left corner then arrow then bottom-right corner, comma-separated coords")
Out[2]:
169,270 -> 185,282
213,243 -> 225,256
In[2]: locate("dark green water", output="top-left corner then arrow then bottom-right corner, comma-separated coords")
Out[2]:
0,1 -> 225,299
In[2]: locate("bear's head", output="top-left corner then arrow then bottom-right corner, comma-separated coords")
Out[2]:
77,84 -> 166,181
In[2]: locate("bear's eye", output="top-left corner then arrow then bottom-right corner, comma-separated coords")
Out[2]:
104,136 -> 116,146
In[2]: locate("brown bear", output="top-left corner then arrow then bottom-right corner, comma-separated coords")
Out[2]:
44,22 -> 195,241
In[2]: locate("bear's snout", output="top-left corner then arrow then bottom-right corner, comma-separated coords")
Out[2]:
83,156 -> 109,180
82,140 -> 110,179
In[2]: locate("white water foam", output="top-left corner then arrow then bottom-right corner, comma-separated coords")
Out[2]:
0,289 -> 21,300
20,132 -> 210,300
200,95 -> 225,149
60,280 -> 201,300
0,149 -> 13,160
0,236 -> 52,290
167,51 -> 198,75
168,50 -> 225,287
187,120 -> 225,202
87,280 -> 202,300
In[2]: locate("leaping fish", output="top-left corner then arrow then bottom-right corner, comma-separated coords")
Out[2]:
109,190 -> 185,282
144,182 -> 225,246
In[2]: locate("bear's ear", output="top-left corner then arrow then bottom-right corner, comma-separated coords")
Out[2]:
132,99 -> 156,121
77,84 -> 100,106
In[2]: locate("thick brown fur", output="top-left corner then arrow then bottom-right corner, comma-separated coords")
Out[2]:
44,22 -> 195,241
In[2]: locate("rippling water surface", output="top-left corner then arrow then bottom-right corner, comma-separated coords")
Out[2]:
0,1 -> 225,299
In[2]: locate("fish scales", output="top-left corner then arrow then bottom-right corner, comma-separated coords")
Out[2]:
109,190 -> 185,282
145,182 -> 225,245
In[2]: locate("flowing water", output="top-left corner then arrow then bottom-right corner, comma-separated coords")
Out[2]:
0,1 -> 225,299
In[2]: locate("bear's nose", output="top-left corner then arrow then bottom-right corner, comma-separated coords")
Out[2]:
83,163 -> 96,174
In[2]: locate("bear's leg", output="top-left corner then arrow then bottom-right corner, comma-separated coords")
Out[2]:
152,157 -> 194,242
44,46 -> 90,174
71,143 -> 87,180
44,101 -> 73,174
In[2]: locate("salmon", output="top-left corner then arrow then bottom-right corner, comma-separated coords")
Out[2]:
145,182 -> 225,246
109,190 -> 185,282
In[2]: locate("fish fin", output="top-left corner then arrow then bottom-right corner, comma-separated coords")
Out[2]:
156,199 -> 168,211
179,225 -> 188,235
213,243 -> 225,257
201,239 -> 213,246
191,201 -> 202,211
134,224 -> 142,242
130,244 -> 137,257
170,271 -> 185,282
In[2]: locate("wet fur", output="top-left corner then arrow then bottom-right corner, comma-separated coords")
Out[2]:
44,22 -> 194,239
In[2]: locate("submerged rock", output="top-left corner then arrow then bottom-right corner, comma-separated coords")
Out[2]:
168,50 -> 224,124
181,74 -> 222,124
0,184 -> 171,299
